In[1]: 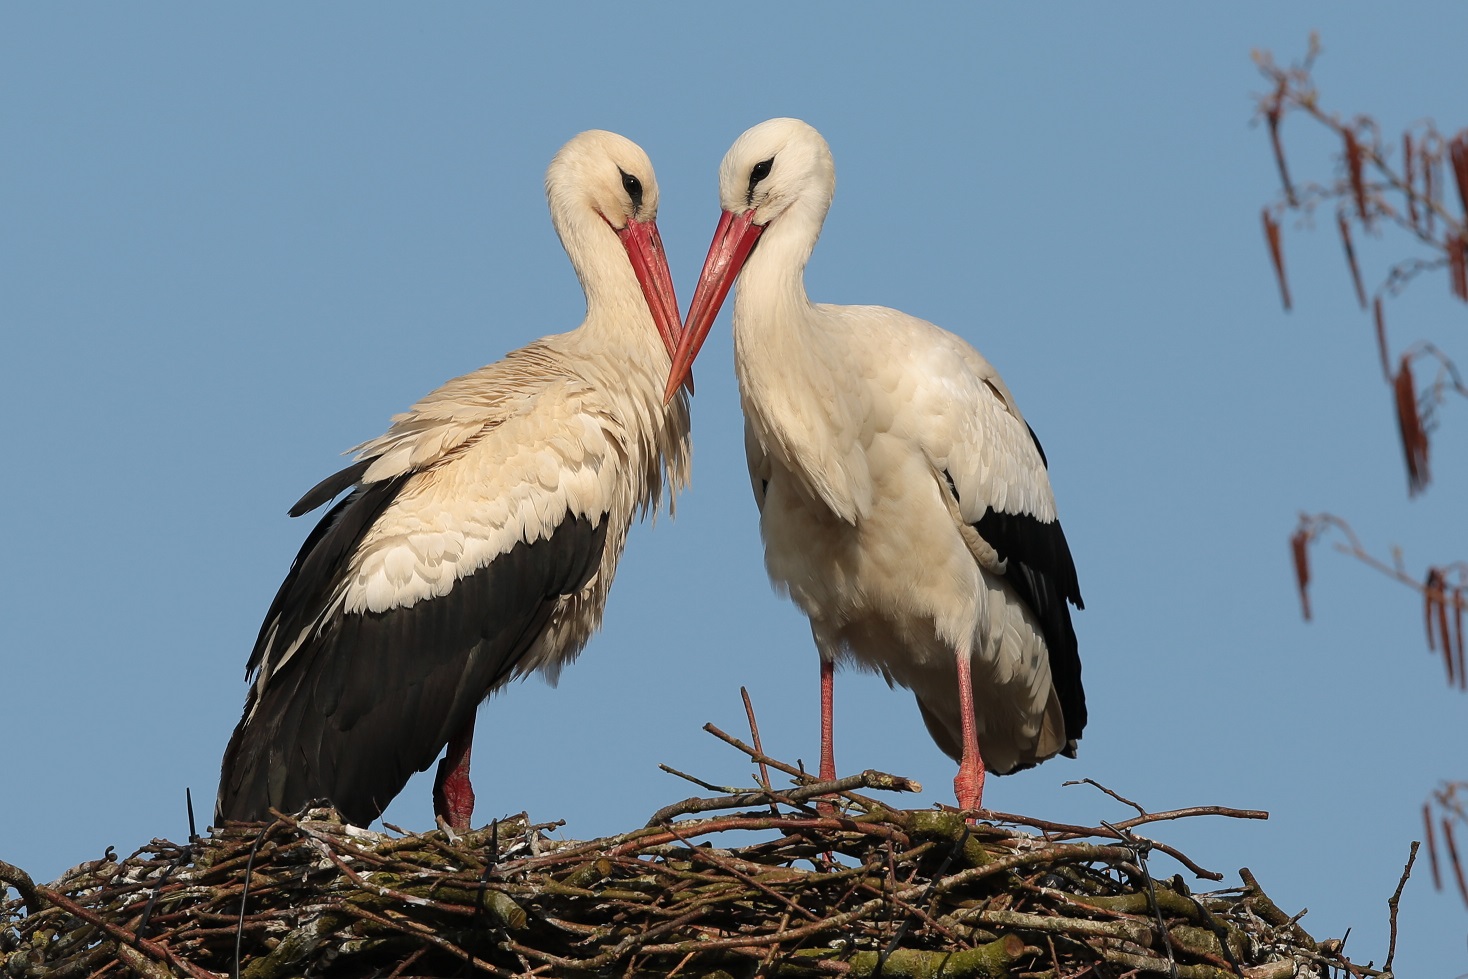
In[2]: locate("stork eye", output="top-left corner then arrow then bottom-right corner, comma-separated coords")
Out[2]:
619,169 -> 644,210
746,157 -> 775,206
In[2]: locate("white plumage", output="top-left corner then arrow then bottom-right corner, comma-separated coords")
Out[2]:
666,118 -> 1084,811
218,130 -> 690,831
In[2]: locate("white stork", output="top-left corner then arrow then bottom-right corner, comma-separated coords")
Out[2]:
664,119 -> 1084,811
217,130 -> 691,831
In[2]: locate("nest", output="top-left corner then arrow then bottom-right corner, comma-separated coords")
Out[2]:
2,725 -> 1384,979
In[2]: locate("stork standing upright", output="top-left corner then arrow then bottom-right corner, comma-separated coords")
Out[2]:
217,131 -> 691,831
665,119 -> 1084,811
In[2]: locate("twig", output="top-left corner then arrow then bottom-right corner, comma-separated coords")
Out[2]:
657,764 -> 741,795
703,722 -> 920,810
0,859 -> 44,917
29,884 -> 220,979
1105,821 -> 1178,979
740,686 -> 775,800
1065,778 -> 1149,816
1383,841 -> 1418,975
978,808 -> 1246,880
647,770 -> 921,826
233,826 -> 267,979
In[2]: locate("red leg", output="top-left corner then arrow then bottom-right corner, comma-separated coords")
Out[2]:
433,719 -> 476,832
819,658 -> 837,783
817,658 -> 837,814
952,645 -> 987,813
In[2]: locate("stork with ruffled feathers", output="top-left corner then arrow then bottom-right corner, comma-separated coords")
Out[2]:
666,118 -> 1085,811
217,130 -> 691,831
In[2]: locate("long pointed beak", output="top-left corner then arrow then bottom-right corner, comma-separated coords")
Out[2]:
616,218 -> 686,376
662,208 -> 763,404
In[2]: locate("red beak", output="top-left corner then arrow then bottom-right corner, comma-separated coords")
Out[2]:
616,218 -> 688,387
663,208 -> 764,403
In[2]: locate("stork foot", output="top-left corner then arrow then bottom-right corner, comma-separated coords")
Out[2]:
433,763 -> 474,833
815,743 -> 839,816
815,761 -> 839,816
951,643 -> 986,818
433,723 -> 476,833
953,760 -> 986,815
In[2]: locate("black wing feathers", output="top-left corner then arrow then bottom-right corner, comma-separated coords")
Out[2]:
219,460 -> 611,825
290,459 -> 373,518
244,472 -> 408,678
947,416 -> 1087,746
1025,422 -> 1049,468
974,508 -> 1086,744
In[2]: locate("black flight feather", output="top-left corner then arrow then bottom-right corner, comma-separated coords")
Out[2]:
290,459 -> 373,518
974,508 -> 1086,744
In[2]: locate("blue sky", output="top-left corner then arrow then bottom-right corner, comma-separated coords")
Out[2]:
4,5 -> 1466,973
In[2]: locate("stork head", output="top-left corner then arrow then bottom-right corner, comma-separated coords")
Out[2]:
546,131 -> 682,361
716,117 -> 836,229
664,118 -> 835,402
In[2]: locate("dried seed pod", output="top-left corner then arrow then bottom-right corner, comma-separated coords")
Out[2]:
1262,209 -> 1291,310
1444,817 -> 1468,906
1426,801 -> 1443,892
1449,134 -> 1468,221
1449,235 -> 1468,304
1290,523 -> 1313,621
1344,128 -> 1370,225
1393,355 -> 1430,494
1456,585 -> 1467,690
1425,140 -> 1440,236
1338,211 -> 1367,309
1426,568 -> 1453,686
1374,298 -> 1391,381
1404,132 -> 1420,230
